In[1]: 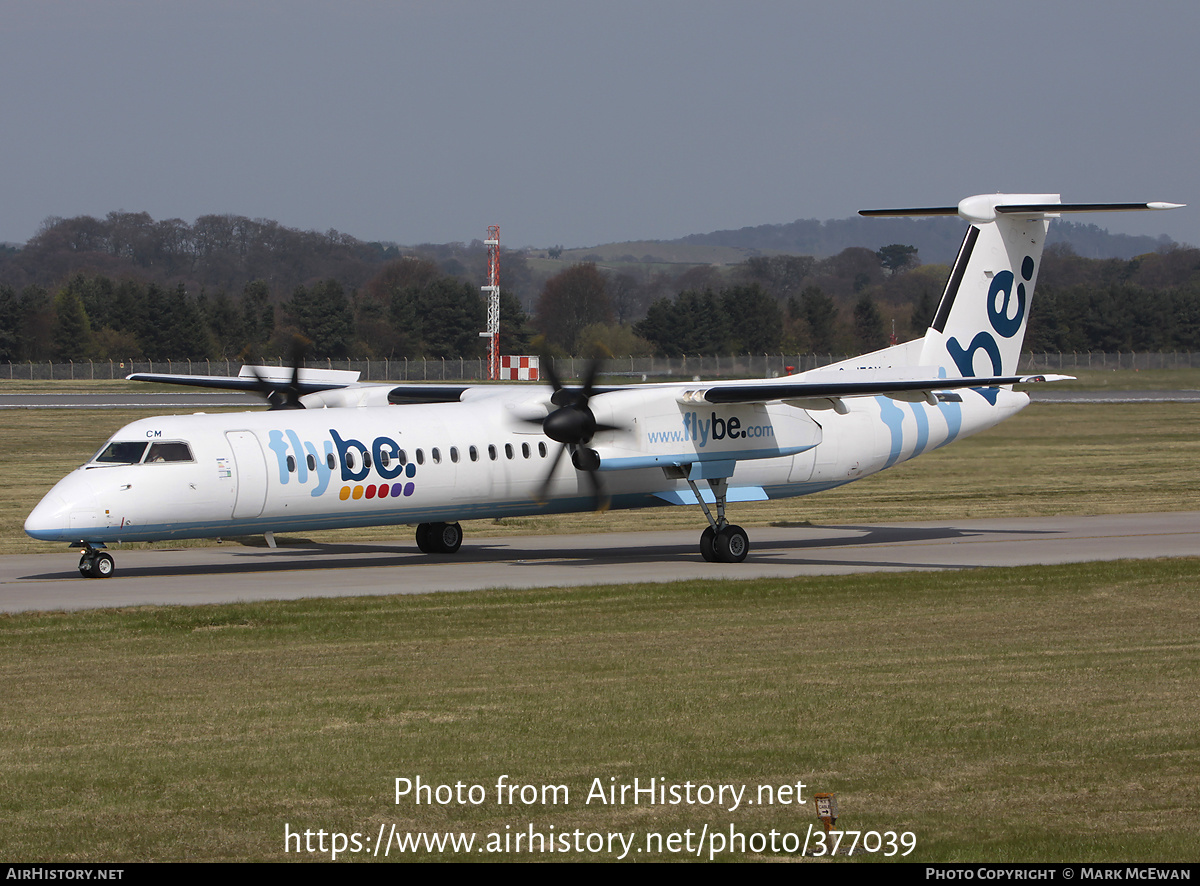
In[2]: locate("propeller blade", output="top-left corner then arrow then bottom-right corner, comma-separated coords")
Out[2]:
580,358 -> 601,399
536,443 -> 568,505
245,364 -> 281,409
531,357 -> 615,510
285,339 -> 305,409
542,357 -> 565,397
583,464 -> 610,513
245,338 -> 309,410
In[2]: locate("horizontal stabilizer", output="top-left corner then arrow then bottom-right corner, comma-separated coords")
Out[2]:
997,201 -> 1185,215
861,201 -> 1183,217
859,206 -> 960,217
861,196 -> 1183,223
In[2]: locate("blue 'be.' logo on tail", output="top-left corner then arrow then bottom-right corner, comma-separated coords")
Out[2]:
947,255 -> 1035,379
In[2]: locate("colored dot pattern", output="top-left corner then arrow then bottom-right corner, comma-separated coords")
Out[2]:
339,460 -> 417,502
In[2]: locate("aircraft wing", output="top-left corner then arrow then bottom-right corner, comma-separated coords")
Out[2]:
127,368 -> 357,396
689,373 -> 1070,406
127,356 -> 1071,414
128,369 -> 357,393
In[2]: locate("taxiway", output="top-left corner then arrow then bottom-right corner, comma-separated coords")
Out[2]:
2,512 -> 1196,614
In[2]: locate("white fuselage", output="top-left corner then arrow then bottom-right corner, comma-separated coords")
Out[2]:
24,384 -> 1027,544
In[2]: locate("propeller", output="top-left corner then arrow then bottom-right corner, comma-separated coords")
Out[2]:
528,358 -> 618,510
247,338 -> 309,410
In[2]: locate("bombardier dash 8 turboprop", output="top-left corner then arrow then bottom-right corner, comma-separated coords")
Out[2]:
26,194 -> 1183,577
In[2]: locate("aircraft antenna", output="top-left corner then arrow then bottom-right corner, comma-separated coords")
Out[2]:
481,225 -> 501,380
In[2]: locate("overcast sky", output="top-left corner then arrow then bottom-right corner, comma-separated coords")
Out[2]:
2,1 -> 1196,249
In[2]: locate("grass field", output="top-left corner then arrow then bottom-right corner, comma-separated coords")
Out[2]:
0,560 -> 1196,862
1,376 -> 1198,862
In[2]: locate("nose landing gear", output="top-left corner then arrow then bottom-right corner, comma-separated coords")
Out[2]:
77,544 -> 115,578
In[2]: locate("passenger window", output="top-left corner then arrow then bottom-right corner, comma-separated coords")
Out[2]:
306,454 -> 316,471
363,451 -> 372,469
450,447 -> 459,464
287,455 -> 296,473
522,442 -> 530,459
538,442 -> 547,458
416,449 -> 424,465
398,449 -> 407,465
432,447 -> 441,464
505,443 -> 514,460
469,446 -> 478,462
146,442 -> 194,463
488,445 -> 497,461
327,452 -> 336,470
380,451 -> 391,468
346,451 -> 358,471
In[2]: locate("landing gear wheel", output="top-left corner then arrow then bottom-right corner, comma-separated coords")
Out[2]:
78,551 -> 114,578
415,523 -> 435,553
432,521 -> 463,554
699,526 -> 717,562
94,552 -> 115,577
714,525 -> 749,563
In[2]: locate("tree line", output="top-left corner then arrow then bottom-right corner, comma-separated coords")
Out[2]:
3,209 -> 1199,363
0,261 -> 539,364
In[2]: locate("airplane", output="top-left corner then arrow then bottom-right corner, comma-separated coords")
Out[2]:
25,193 -> 1183,577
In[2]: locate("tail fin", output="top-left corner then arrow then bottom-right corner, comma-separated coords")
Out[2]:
862,194 -> 1184,378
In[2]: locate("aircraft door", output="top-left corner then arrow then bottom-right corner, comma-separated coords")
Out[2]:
226,430 -> 268,519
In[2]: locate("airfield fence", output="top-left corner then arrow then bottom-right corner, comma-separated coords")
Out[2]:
6,351 -> 1200,382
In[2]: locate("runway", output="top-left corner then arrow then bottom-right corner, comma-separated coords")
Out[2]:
2,512 -> 1197,614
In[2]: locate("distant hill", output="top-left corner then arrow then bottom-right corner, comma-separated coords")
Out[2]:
560,216 -> 1178,266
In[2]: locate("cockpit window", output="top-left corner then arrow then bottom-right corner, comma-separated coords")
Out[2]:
95,441 -> 148,464
146,442 -> 194,463
93,440 -> 194,465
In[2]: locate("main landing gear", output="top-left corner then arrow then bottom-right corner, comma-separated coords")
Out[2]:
687,476 -> 749,563
77,544 -> 115,578
415,522 -> 463,554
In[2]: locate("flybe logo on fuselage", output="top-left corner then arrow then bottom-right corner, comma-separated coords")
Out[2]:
265,429 -> 417,500
646,412 -> 776,447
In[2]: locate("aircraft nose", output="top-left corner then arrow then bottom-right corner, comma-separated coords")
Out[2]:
25,473 -> 101,542
24,488 -> 71,540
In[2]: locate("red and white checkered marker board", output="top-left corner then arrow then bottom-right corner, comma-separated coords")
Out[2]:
499,356 -> 540,380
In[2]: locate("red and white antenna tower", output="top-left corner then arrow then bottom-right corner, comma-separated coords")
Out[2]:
481,225 -> 500,380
